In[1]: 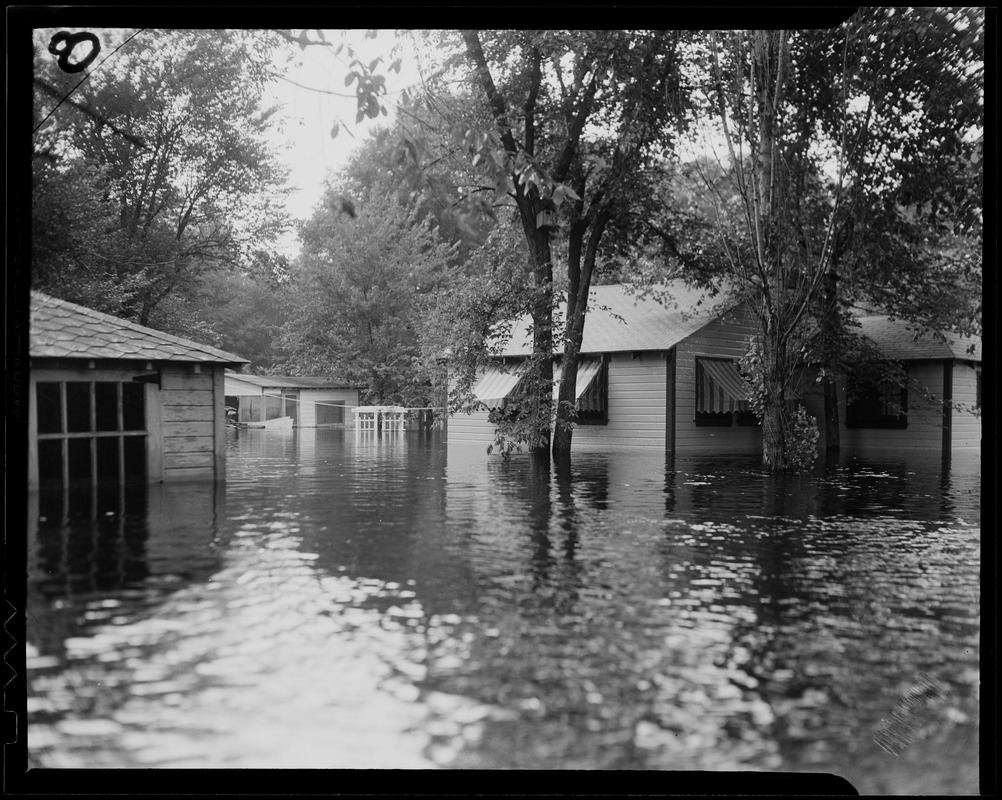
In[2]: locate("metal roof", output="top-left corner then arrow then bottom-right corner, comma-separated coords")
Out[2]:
856,315 -> 982,362
30,291 -> 249,365
225,372 -> 365,391
501,281 -> 739,356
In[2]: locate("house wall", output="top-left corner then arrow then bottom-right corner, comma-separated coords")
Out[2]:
298,389 -> 360,428
160,363 -> 226,481
951,361 -> 981,451
448,352 -> 670,452
672,306 -> 762,455
576,352 -> 667,450
801,359 -> 977,457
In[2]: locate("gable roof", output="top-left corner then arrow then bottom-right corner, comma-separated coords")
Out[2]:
857,314 -> 982,362
224,372 -> 364,391
501,281 -> 738,356
30,291 -> 249,365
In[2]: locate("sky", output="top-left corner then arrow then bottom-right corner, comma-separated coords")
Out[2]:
261,30 -> 422,224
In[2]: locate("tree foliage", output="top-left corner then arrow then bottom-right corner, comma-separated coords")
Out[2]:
275,181 -> 457,405
31,28 -> 295,333
401,30 -> 692,455
676,11 -> 982,469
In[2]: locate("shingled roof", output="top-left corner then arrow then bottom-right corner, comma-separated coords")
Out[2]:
501,281 -> 738,356
857,314 -> 982,362
30,291 -> 249,365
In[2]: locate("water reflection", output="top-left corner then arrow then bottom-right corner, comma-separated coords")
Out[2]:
25,431 -> 979,792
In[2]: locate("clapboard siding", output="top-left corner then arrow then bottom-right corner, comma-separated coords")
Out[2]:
163,420 -> 214,438
672,307 -> 762,455
447,408 -> 496,447
574,353 -> 666,450
951,362 -> 981,449
159,364 -> 226,481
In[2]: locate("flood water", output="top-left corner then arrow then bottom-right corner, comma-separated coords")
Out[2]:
24,429 -> 981,792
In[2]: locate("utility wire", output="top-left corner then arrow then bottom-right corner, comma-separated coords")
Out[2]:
32,28 -> 146,137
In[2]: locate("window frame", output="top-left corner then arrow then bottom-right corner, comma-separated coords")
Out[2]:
694,356 -> 756,428
34,376 -> 150,489
573,357 -> 609,426
845,367 -> 909,429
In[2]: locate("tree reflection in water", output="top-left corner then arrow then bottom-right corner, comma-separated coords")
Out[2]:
24,432 -> 979,793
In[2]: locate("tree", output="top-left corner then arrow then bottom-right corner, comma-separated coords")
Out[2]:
685,12 -> 982,469
275,181 -> 457,405
31,28 -> 294,334
406,30 -> 689,457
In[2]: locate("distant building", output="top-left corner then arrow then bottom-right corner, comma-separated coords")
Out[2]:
448,282 -> 981,459
29,291 -> 248,490
223,372 -> 363,428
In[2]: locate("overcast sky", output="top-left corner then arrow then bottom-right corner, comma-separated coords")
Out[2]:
262,29 -> 420,223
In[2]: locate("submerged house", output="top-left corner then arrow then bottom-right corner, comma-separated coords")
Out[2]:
802,313 -> 981,457
223,372 -> 362,428
28,291 -> 248,490
449,282 -> 763,455
448,282 -> 982,459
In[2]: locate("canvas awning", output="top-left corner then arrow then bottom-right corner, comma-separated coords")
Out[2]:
472,366 -> 525,408
553,357 -> 603,400
698,358 -> 750,413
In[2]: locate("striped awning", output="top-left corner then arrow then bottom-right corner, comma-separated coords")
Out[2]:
553,357 -> 603,400
472,366 -> 525,408
698,358 -> 750,413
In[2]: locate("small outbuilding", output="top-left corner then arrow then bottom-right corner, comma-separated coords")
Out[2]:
223,372 -> 362,428
29,291 -> 249,490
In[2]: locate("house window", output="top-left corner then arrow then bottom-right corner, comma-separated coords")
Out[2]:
846,370 -> 908,429
695,357 -> 755,427
36,380 -> 147,488
235,395 -> 263,424
574,359 -> 608,425
316,400 -> 346,426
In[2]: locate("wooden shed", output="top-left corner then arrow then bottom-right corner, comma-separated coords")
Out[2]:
28,291 -> 248,490
223,372 -> 362,428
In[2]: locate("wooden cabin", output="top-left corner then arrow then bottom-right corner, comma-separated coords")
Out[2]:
801,313 -> 981,458
223,372 -> 362,428
448,282 -> 763,455
448,283 -> 982,460
28,291 -> 248,490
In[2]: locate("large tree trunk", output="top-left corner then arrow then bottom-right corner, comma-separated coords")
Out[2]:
524,216 -> 554,457
820,266 -> 841,452
760,325 -> 788,470
552,211 -> 608,457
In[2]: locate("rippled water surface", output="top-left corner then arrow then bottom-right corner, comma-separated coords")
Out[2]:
25,429 -> 981,792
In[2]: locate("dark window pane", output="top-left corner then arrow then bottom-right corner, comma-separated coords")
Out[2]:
95,383 -> 120,431
67,438 -> 93,483
123,436 -> 147,484
122,383 -> 145,431
317,401 -> 345,425
37,383 -> 63,434
97,437 -> 120,482
66,382 -> 92,433
38,439 -> 64,485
